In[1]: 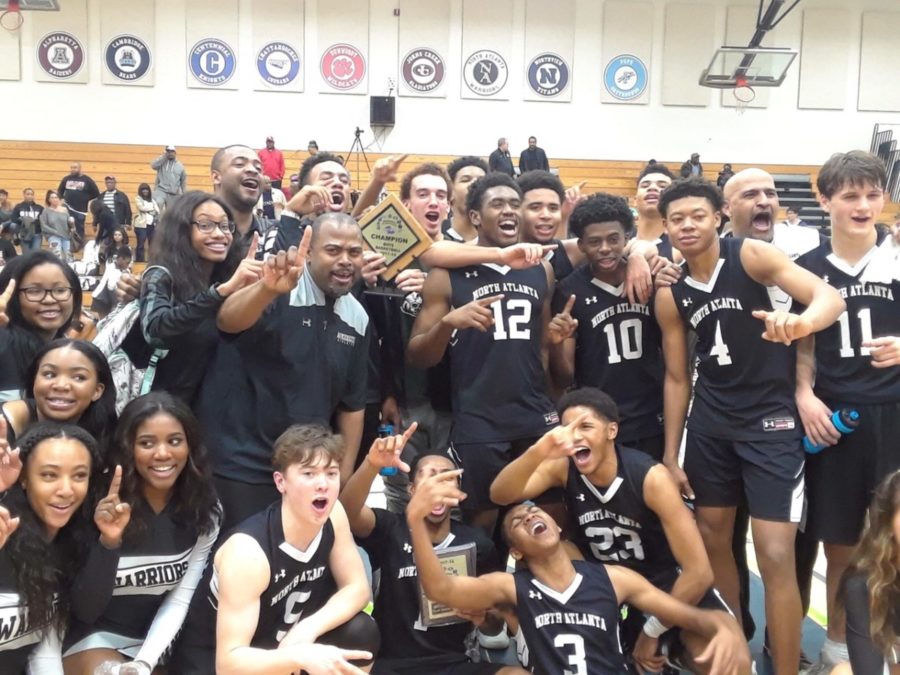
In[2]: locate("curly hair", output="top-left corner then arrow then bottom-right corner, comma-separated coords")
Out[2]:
299,152 -> 345,187
517,171 -> 565,202
657,177 -> 723,218
465,172 -> 521,217
147,191 -> 243,301
637,163 -> 675,184
25,338 -> 118,454
5,423 -> 102,633
446,156 -> 488,183
568,193 -> 634,240
839,469 -> 900,657
108,392 -> 221,539
399,163 -> 450,201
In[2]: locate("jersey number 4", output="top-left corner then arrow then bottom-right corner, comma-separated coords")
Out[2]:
491,299 -> 532,340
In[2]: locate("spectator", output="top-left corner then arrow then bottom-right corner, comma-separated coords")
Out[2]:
90,200 -> 118,263
0,222 -> 17,264
308,139 -> 319,156
210,144 -> 264,247
717,163 -> 735,188
784,205 -> 809,228
150,145 -> 187,211
443,156 -> 488,242
40,190 -> 75,261
283,173 -> 300,200
57,162 -> 100,239
488,137 -> 515,176
679,152 -> 703,178
255,175 -> 286,225
133,183 -> 159,263
11,188 -> 43,253
259,136 -> 285,189
101,176 -> 133,228
518,136 -> 549,173
0,189 -> 12,223
91,245 -> 132,318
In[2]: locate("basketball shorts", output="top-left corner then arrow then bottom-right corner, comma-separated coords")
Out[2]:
684,431 -> 805,523
449,437 -> 545,514
804,400 -> 900,545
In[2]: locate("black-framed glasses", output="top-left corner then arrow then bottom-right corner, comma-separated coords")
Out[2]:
191,219 -> 236,234
19,286 -> 74,302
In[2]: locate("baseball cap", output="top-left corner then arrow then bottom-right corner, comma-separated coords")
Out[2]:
165,145 -> 176,151
308,140 -> 318,148
691,152 -> 700,159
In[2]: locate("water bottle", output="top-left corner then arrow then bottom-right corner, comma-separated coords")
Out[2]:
377,424 -> 398,476
803,408 -> 860,454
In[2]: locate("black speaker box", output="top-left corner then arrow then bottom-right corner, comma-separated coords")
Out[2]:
370,96 -> 395,127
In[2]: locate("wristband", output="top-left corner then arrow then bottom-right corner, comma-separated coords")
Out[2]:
643,615 -> 667,638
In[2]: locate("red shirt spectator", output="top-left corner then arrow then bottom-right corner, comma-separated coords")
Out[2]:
258,136 -> 285,187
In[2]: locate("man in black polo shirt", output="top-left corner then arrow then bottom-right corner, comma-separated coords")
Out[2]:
57,161 -> 100,238
197,212 -> 370,530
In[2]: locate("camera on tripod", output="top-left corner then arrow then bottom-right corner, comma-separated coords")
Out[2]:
354,126 -> 364,137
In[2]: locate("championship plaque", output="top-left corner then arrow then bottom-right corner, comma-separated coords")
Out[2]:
358,193 -> 432,282
418,542 -> 476,627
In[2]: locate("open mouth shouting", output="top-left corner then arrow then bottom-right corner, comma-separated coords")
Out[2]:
497,216 -> 518,238
330,265 -> 355,287
328,188 -> 347,212
312,496 -> 330,516
241,176 -> 260,196
572,446 -> 592,467
528,516 -> 550,537
751,209 -> 773,234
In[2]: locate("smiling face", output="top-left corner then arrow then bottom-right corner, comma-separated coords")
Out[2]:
503,503 -> 561,559
33,345 -> 104,423
213,146 -> 262,212
275,454 -> 341,525
560,405 -> 618,476
471,185 -> 521,247
578,221 -> 627,282
451,165 -> 486,214
723,169 -> 779,242
308,161 -> 352,213
635,172 -> 672,218
820,181 -> 885,240
663,196 -> 721,257
409,455 -> 458,525
404,173 -> 450,239
133,412 -> 189,506
520,188 -> 562,244
22,438 -> 92,538
18,263 -> 75,338
308,219 -> 364,298
189,200 -> 233,264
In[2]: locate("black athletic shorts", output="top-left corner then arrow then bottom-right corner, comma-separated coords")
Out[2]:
805,400 -> 900,546
449,437 -> 540,514
684,431 -> 805,523
626,434 -> 665,462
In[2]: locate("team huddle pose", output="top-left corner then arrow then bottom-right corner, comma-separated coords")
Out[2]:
0,147 -> 898,675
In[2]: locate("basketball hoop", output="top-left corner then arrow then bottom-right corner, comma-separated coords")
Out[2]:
0,0 -> 24,31
733,76 -> 756,115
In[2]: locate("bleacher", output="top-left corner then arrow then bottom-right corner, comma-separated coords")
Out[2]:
2,139 -> 897,230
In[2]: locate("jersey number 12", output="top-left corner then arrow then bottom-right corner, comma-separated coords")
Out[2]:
491,299 -> 532,340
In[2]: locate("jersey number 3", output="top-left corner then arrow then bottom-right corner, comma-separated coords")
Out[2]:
554,633 -> 587,675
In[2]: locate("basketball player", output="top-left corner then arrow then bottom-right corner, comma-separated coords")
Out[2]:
654,177 -> 845,675
340,424 -> 527,675
517,171 -> 583,281
170,424 -> 378,675
407,172 -> 563,534
794,151 -> 900,671
492,388 -> 728,672
548,194 -> 672,458
634,163 -> 677,261
409,471 -> 752,675
444,156 -> 488,242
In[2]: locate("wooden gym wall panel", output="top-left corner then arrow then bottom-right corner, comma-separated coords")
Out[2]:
662,3 -> 715,107
798,9 -> 850,110
858,12 -> 900,112
600,0 -> 653,105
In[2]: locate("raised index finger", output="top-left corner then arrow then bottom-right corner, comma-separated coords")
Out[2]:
563,294 -> 576,314
297,224 -> 313,259
246,232 -> 260,260
565,411 -> 590,430
401,421 -> 419,442
0,279 -> 15,305
476,294 -> 504,306
108,465 -> 123,498
391,154 -> 409,167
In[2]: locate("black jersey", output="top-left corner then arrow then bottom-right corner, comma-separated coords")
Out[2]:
565,445 -> 677,585
670,237 -> 800,440
555,265 -> 664,442
514,560 -> 627,675
655,233 -> 674,262
796,233 -> 900,404
447,263 -> 557,443
358,509 -> 496,665
0,549 -> 48,672
174,502 -> 336,670
545,240 -> 574,281
64,501 -> 217,662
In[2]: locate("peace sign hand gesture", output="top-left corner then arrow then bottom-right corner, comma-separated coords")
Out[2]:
94,465 -> 131,549
0,417 -> 23,493
0,279 -> 15,328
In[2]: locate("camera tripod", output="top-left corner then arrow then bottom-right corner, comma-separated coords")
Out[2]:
347,126 -> 370,190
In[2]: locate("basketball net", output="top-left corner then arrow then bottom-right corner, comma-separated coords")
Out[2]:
0,0 -> 24,31
733,76 -> 756,116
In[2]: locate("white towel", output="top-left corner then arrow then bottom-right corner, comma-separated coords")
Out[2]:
859,232 -> 900,284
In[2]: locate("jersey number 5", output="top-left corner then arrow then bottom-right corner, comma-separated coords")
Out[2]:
276,589 -> 311,642
491,299 -> 532,340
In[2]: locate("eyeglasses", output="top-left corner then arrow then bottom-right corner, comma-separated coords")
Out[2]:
191,219 -> 236,234
19,286 -> 74,302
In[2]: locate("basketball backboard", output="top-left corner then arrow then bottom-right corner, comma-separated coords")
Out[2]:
0,1 -> 59,8
699,46 -> 797,88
